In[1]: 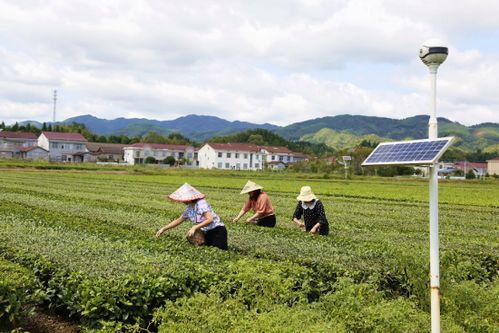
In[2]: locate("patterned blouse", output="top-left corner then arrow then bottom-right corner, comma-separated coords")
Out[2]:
292,199 -> 329,236
182,199 -> 224,233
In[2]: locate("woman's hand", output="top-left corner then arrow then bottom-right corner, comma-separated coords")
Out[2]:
155,227 -> 165,238
310,224 -> 320,235
246,218 -> 255,224
232,217 -> 239,223
187,226 -> 198,238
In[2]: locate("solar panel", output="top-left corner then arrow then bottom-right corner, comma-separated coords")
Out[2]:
362,137 -> 454,166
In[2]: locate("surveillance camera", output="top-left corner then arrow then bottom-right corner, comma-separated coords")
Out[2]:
419,39 -> 448,66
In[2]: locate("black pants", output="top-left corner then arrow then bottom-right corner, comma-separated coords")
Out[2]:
204,226 -> 228,250
305,223 -> 329,236
256,214 -> 276,228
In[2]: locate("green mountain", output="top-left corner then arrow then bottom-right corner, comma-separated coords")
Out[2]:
15,113 -> 498,153
278,115 -> 499,153
62,114 -> 279,140
301,129 -> 392,150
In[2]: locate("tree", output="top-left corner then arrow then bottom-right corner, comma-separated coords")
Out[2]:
144,131 -> 167,144
166,133 -> 193,145
42,122 -> 47,131
97,135 -> 108,143
144,156 -> 157,164
248,134 -> 264,145
164,156 -> 176,166
465,169 -> 476,179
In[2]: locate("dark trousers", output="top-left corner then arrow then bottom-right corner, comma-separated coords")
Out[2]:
204,226 -> 228,250
256,214 -> 276,228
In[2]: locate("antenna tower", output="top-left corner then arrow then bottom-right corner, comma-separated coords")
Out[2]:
53,89 -> 57,122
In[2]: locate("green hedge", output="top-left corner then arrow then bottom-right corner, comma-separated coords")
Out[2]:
0,258 -> 44,326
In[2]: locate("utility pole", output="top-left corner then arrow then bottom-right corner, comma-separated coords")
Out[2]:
53,90 -> 57,123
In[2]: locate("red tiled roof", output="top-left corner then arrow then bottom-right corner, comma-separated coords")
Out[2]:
206,142 -> 261,152
126,143 -> 191,150
20,146 -> 48,152
206,143 -> 299,154
42,131 -> 87,142
0,131 -> 37,139
455,162 -> 488,169
86,142 -> 125,154
261,145 -> 292,154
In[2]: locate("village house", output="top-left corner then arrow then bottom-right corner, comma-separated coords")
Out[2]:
85,142 -> 126,163
454,161 -> 488,177
197,143 -> 306,170
123,143 -> 196,166
19,146 -> 49,160
260,145 -> 306,164
486,157 -> 499,176
0,131 -> 38,158
38,131 -> 88,163
266,161 -> 287,170
197,143 -> 265,170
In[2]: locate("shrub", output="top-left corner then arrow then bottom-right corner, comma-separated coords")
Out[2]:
144,156 -> 157,164
0,258 -> 44,326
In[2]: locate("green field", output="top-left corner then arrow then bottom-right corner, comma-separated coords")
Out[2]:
0,167 -> 498,332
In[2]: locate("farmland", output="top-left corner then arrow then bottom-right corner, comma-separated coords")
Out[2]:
0,166 -> 498,332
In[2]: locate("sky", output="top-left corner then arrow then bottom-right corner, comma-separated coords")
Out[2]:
0,0 -> 498,127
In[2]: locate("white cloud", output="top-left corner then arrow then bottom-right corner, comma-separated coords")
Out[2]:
0,0 -> 498,128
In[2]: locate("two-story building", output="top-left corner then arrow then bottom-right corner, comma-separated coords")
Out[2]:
85,142 -> 126,163
197,143 -> 308,170
38,131 -> 88,162
197,143 -> 265,170
0,131 -> 38,158
123,143 -> 196,166
260,146 -> 308,165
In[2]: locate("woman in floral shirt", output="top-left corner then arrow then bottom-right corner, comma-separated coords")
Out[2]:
156,183 -> 228,250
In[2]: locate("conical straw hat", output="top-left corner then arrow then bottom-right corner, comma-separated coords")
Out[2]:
168,183 -> 205,202
296,186 -> 317,202
240,180 -> 263,194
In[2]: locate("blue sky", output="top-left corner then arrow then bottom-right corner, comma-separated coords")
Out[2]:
0,0 -> 498,126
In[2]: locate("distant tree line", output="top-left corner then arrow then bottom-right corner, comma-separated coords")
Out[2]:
0,122 -> 194,145
1,122 -> 494,176
210,128 -> 335,157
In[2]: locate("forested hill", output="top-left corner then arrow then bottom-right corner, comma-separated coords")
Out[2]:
15,113 -> 498,153
276,115 -> 499,152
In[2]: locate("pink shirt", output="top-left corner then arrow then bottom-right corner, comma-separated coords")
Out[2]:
242,192 -> 274,217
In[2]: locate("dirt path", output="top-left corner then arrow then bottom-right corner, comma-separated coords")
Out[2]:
17,312 -> 80,333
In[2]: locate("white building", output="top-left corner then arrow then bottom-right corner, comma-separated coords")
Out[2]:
198,143 -> 308,170
260,145 -> 308,164
123,143 -> 196,166
197,143 -> 266,170
38,131 -> 88,162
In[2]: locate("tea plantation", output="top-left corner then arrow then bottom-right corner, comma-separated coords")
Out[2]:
0,168 -> 497,332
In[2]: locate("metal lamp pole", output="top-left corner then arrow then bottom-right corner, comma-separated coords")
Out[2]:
420,39 -> 448,333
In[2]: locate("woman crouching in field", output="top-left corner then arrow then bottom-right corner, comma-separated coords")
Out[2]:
156,183 -> 228,250
233,180 -> 276,227
292,186 -> 329,236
